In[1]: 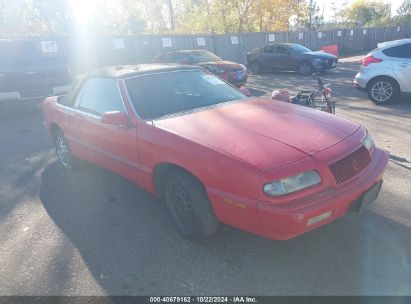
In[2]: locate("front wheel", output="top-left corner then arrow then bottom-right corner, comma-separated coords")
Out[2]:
250,61 -> 262,74
164,170 -> 219,241
367,78 -> 399,104
298,61 -> 313,76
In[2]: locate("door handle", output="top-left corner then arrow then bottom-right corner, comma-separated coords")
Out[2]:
118,124 -> 131,129
399,63 -> 409,67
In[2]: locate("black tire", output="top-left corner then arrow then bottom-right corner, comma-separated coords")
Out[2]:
250,61 -> 262,74
367,77 -> 399,105
298,61 -> 313,76
164,170 -> 219,241
53,129 -> 77,169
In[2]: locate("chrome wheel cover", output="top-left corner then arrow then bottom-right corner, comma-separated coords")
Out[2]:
168,181 -> 193,228
55,136 -> 72,168
300,62 -> 311,75
371,81 -> 393,102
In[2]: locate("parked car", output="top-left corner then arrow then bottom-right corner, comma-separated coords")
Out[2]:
247,43 -> 338,75
354,38 -> 411,104
0,39 -> 72,101
152,50 -> 247,87
43,64 -> 388,241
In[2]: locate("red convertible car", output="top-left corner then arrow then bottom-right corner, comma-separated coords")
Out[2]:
43,64 -> 389,241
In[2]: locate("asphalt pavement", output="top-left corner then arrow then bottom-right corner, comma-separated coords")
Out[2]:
0,56 -> 410,296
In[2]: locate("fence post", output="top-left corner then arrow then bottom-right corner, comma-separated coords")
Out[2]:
239,33 -> 246,65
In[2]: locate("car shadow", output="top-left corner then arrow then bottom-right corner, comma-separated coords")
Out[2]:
390,154 -> 411,171
39,161 -> 411,295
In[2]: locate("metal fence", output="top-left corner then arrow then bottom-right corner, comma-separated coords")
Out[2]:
28,25 -> 411,73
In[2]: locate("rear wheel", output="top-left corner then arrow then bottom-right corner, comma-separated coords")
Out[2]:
53,130 -> 76,169
367,78 -> 399,104
250,61 -> 262,74
298,61 -> 313,76
164,170 -> 219,241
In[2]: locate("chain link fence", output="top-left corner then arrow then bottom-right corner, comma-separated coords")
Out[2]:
27,25 -> 411,73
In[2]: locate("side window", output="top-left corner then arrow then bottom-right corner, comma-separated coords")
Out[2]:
276,46 -> 290,54
78,78 -> 126,116
173,53 -> 188,64
263,46 -> 274,53
383,44 -> 411,59
157,53 -> 172,63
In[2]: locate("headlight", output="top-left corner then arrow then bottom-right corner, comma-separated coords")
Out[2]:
362,132 -> 374,151
263,170 -> 321,197
312,58 -> 325,62
206,65 -> 226,74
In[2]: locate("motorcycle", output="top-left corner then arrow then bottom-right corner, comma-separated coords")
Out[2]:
272,73 -> 335,114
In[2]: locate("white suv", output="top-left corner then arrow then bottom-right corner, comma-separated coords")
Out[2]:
354,38 -> 411,104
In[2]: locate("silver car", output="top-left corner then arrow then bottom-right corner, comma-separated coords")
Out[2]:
354,38 -> 411,104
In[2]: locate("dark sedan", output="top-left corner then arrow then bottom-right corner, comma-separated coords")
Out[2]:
152,50 -> 247,87
247,43 -> 338,75
0,39 -> 71,101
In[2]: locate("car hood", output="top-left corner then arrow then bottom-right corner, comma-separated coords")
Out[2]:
197,61 -> 245,70
304,51 -> 337,59
154,98 -> 360,170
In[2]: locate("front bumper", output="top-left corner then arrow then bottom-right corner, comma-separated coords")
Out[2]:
208,148 -> 389,240
312,60 -> 338,71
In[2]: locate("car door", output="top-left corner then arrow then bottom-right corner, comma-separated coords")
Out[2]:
259,45 -> 276,69
273,46 -> 294,70
75,77 -> 143,185
385,43 -> 411,93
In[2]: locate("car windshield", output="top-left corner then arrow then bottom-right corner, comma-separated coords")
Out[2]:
289,44 -> 312,53
188,51 -> 222,63
125,70 -> 246,120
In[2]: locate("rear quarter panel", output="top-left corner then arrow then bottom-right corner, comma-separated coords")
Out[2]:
360,50 -> 397,88
42,97 -> 84,157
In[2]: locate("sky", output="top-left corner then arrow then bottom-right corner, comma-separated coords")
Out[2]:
316,0 -> 404,21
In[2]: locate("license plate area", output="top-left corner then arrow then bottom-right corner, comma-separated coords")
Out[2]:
351,180 -> 383,214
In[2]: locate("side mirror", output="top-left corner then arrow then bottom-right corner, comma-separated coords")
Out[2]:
101,111 -> 130,128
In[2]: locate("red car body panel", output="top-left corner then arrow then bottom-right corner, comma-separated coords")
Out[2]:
43,76 -> 389,240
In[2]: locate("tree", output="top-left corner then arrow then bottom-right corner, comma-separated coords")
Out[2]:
32,0 -> 70,35
251,0 -> 299,32
392,0 -> 411,25
397,0 -> 411,15
165,0 -> 175,31
342,0 -> 391,27
0,0 -> 304,36
102,0 -> 146,35
296,0 -> 323,30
